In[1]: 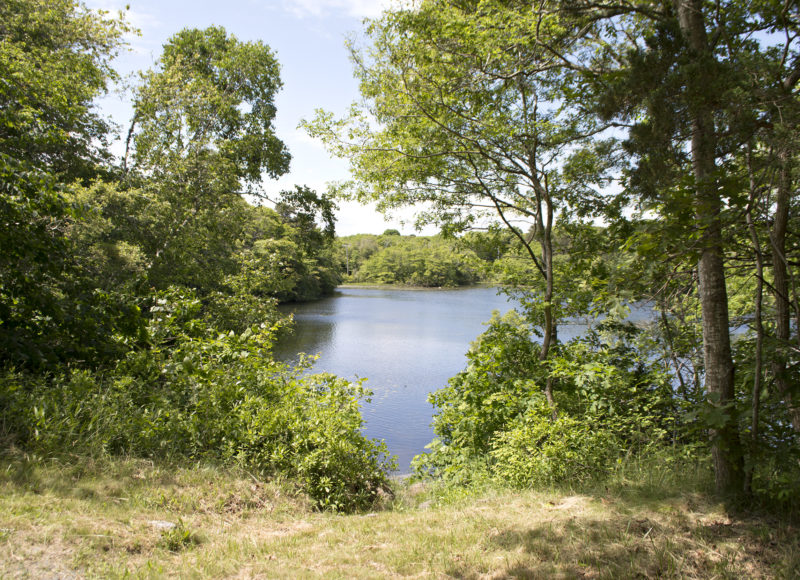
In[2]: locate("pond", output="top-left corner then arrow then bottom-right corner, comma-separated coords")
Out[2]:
273,286 -> 517,472
273,286 -> 638,473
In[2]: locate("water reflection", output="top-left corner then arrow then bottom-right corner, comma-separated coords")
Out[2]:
273,288 -> 656,474
273,286 -> 517,473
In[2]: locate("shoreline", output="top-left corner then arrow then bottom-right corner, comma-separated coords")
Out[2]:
336,282 -> 498,291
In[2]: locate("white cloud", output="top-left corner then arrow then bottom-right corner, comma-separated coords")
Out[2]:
279,0 -> 408,20
83,0 -> 161,30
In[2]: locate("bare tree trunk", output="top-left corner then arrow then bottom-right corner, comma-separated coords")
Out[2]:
675,0 -> 744,495
770,149 -> 800,432
744,149 -> 765,495
540,185 -> 557,419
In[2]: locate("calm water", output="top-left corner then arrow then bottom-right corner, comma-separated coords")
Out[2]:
273,286 -> 518,473
273,286 -> 648,473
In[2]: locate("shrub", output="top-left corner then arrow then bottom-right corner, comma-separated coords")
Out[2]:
490,404 -> 620,487
425,310 -> 544,462
415,309 -> 678,488
0,289 -> 394,512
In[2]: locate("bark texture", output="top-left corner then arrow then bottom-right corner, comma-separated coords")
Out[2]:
674,0 -> 744,495
770,150 -> 800,432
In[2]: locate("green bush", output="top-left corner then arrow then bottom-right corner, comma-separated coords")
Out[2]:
0,289 -> 394,512
415,308 -> 679,488
425,310 -> 544,462
490,403 -> 620,487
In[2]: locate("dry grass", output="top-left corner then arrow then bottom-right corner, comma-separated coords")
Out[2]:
1,456 -> 797,579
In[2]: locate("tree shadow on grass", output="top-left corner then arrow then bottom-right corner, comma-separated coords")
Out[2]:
444,493 -> 796,579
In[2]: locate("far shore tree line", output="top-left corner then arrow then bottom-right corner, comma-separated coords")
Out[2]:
334,228 -> 537,287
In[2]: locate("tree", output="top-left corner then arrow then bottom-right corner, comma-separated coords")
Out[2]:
0,0 -> 130,367
126,26 -> 291,291
0,0 -> 128,181
597,0 -> 747,495
128,26 -> 289,186
563,0 -> 800,494
275,185 -> 338,253
305,0 -> 616,412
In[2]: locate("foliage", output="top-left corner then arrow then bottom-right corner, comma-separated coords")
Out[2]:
306,0 -> 622,419
4,0 -> 800,513
125,26 -> 293,292
731,334 -> 800,505
157,519 -> 199,552
490,403 -> 620,487
210,207 -> 339,305
425,310 -> 543,460
458,228 -> 516,264
130,25 -> 290,188
416,307 -> 686,489
305,0 -> 611,232
275,185 -> 338,246
270,186 -> 341,300
0,0 -> 128,180
0,0 -> 130,369
342,234 -> 483,287
0,290 -> 394,511
335,234 -> 380,276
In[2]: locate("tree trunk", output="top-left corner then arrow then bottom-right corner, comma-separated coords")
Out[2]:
770,148 -> 800,432
744,151 -> 765,495
540,190 -> 557,419
674,0 -> 744,495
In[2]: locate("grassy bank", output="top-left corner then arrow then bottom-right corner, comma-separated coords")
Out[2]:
1,456 -> 797,578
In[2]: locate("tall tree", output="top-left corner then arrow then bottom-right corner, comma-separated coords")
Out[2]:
673,0 -> 744,496
0,0 -> 129,367
571,0 -> 800,493
758,4 -> 800,432
306,0 -> 616,411
126,26 -> 291,290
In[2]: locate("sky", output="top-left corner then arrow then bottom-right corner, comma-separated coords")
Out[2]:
86,0 -> 429,236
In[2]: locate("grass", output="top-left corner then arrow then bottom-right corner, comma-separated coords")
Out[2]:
1,454 -> 797,579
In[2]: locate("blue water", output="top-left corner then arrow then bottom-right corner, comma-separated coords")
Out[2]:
273,286 -> 519,472
273,286 -> 649,473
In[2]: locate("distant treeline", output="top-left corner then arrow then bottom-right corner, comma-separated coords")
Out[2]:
334,229 -> 549,287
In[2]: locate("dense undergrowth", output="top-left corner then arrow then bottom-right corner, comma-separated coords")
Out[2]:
0,290 -> 394,513
412,308 -> 800,511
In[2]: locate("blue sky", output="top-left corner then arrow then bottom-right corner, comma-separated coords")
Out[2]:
87,0 -> 427,235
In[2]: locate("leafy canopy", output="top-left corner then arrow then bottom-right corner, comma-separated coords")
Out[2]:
131,25 -> 290,192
